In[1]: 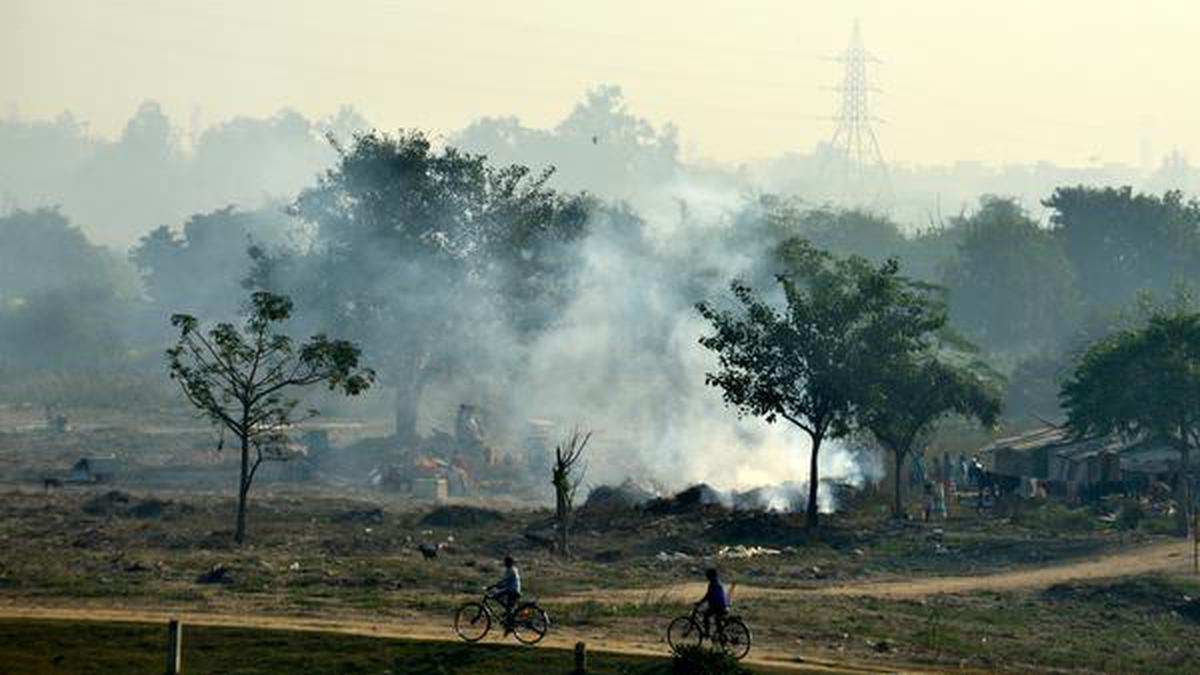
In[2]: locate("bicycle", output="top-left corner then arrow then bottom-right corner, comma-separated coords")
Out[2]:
453,591 -> 550,645
666,604 -> 752,660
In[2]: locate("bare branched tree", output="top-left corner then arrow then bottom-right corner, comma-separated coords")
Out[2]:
552,427 -> 590,557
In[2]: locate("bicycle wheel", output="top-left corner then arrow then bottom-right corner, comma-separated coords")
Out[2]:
717,618 -> 752,660
666,616 -> 703,653
454,602 -> 491,642
512,603 -> 549,645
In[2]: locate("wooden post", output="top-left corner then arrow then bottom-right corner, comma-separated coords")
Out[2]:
573,641 -> 587,674
165,619 -> 181,675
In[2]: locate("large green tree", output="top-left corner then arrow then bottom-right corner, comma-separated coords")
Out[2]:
267,130 -> 591,442
167,291 -> 373,543
1061,310 -> 1200,530
696,240 -> 942,528
1045,187 -> 1200,314
942,196 -> 1079,354
863,353 -> 1002,517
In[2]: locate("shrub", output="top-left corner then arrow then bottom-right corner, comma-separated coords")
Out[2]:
670,645 -> 750,675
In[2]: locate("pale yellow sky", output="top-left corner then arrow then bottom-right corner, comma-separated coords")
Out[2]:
3,0 -> 1198,165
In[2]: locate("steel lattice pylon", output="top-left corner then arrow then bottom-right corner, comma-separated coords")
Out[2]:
826,21 -> 889,197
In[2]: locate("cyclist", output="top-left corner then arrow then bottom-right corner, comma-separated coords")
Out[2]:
487,555 -> 521,632
695,567 -> 728,636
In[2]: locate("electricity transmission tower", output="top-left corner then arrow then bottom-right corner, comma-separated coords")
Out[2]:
824,20 -> 889,200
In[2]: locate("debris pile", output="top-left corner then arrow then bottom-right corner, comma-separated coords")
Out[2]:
715,544 -> 782,559
581,479 -> 658,513
420,505 -> 503,528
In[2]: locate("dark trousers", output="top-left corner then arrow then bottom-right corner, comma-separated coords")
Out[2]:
702,605 -> 727,635
493,590 -> 519,619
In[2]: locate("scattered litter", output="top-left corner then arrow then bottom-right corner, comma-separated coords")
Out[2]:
288,561 -> 301,571
655,551 -> 692,562
716,544 -> 782,559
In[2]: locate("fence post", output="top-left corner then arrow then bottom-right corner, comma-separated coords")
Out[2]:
573,641 -> 587,674
165,618 -> 182,675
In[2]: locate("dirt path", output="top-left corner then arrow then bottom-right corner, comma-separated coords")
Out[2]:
0,604 -> 932,674
819,539 -> 1194,598
2,542 -> 1190,673
562,539 -> 1195,603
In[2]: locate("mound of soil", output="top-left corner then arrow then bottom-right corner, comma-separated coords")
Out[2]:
128,498 -> 173,518
82,490 -> 132,516
333,508 -> 384,524
646,483 -> 725,515
82,491 -> 179,519
582,480 -> 656,513
420,505 -> 503,528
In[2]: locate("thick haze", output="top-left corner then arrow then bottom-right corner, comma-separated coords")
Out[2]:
5,0 -> 1200,166
5,1 -> 1200,508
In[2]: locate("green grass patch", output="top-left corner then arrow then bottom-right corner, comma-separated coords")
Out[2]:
0,619 -> 685,675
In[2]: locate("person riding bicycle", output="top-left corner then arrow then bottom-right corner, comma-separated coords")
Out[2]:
487,555 -> 521,632
695,567 -> 728,636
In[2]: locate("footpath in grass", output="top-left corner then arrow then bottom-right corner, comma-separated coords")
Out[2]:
0,618 -> 741,675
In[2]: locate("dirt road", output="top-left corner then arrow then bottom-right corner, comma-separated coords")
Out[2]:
559,539 -> 1193,604
1,540 -> 1191,674
0,603 -> 924,674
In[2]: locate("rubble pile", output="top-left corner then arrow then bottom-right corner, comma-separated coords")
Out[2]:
581,479 -> 658,513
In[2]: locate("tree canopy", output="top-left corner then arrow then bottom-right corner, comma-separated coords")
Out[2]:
167,290 -> 373,542
863,351 -> 1002,516
255,129 -> 593,442
697,240 -> 943,527
1061,310 -> 1200,528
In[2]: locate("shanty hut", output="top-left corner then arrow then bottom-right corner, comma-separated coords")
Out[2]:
982,427 -> 1073,478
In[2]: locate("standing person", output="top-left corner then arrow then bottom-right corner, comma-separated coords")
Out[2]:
695,568 -> 728,636
487,555 -> 521,632
933,479 -> 948,520
922,482 -> 935,522
910,452 -> 926,491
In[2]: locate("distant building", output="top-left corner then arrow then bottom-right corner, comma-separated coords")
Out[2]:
979,427 -> 1177,487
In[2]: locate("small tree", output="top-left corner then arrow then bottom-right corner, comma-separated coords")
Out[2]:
552,428 -> 590,557
697,241 -> 939,528
1061,310 -> 1200,533
863,355 -> 1001,518
167,291 -> 374,543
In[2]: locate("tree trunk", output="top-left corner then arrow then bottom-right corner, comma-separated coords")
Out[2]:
1180,447 -> 1193,537
555,483 -> 570,556
393,376 -> 425,446
893,448 -> 906,518
806,434 -> 822,529
235,437 -> 250,544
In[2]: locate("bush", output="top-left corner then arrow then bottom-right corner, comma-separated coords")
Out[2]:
670,645 -> 750,675
1011,500 -> 1095,533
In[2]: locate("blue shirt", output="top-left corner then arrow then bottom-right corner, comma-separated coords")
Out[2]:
495,566 -> 521,594
703,579 -> 727,609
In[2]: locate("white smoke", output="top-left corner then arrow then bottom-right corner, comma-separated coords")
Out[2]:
500,182 -> 871,511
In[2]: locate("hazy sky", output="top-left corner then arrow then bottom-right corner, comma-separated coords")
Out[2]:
4,0 -> 1198,166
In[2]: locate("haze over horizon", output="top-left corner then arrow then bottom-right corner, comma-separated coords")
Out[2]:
5,0 -> 1199,168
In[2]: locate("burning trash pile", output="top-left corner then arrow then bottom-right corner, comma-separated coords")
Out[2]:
364,404 -> 529,500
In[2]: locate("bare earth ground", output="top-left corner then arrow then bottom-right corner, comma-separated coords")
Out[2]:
0,540 -> 1193,673
569,539 -> 1195,603
2,418 -> 1199,673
